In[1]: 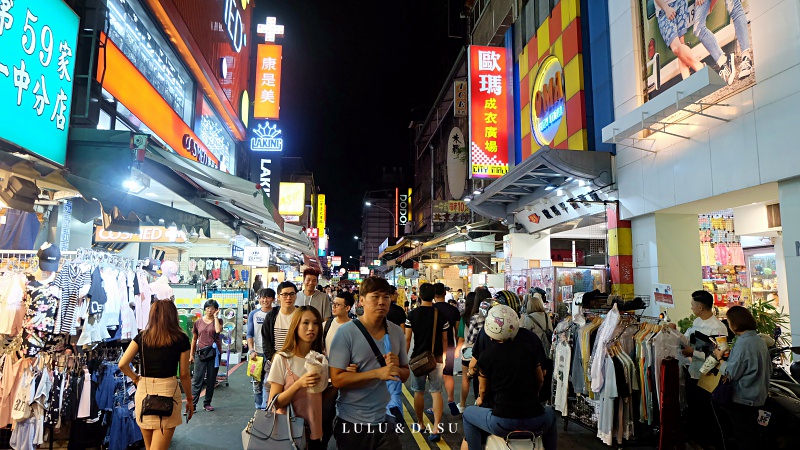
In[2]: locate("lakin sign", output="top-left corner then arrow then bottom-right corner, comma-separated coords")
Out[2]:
250,122 -> 283,152
530,56 -> 565,146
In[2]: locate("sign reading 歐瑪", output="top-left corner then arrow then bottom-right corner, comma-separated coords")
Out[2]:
0,0 -> 78,166
468,45 -> 509,179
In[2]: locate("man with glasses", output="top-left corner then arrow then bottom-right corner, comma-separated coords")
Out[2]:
329,277 -> 410,449
324,291 -> 354,353
258,281 -> 299,405
247,288 -> 275,409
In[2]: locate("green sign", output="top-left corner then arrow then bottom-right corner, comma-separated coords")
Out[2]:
0,0 -> 79,166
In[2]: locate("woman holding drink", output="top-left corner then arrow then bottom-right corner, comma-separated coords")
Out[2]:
267,306 -> 328,450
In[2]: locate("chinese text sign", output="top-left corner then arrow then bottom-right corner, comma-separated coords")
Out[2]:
253,44 -> 282,119
468,45 -> 509,179
0,0 -> 79,166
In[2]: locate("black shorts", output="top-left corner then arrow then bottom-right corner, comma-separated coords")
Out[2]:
443,346 -> 455,376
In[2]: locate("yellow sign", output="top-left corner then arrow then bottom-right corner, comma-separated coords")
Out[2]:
317,194 -> 326,239
278,182 -> 305,216
94,226 -> 187,243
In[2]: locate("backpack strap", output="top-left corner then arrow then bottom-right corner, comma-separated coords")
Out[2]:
352,319 -> 387,367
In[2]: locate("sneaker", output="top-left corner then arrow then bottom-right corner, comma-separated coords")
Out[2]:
428,433 -> 442,442
457,403 -> 466,414
718,55 -> 735,85
738,52 -> 753,79
448,401 -> 461,416
204,405 -> 215,412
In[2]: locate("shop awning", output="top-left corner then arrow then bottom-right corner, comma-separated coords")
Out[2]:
395,220 -> 496,264
466,148 -> 613,221
144,145 -> 285,232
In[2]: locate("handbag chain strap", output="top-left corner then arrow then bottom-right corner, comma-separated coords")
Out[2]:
140,332 -> 179,397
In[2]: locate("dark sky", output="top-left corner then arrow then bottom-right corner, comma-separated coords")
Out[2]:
253,1 -> 463,262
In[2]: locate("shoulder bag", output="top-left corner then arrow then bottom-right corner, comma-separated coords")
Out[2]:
138,338 -> 179,423
712,375 -> 734,404
242,358 -> 308,450
352,319 -> 387,367
408,309 -> 438,376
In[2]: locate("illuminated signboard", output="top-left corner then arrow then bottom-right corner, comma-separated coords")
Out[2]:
0,0 -> 79,166
317,194 -> 326,239
531,56 -> 565,146
97,35 -> 220,170
250,121 -> 283,152
254,44 -> 282,119
468,45 -> 509,179
278,182 -> 305,217
395,188 -> 411,235
196,97 -> 236,173
306,227 -> 318,239
331,256 -> 342,267
95,226 -> 186,243
223,0 -> 246,53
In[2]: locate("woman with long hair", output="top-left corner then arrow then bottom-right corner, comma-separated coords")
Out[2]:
267,306 -> 328,450
119,301 -> 192,450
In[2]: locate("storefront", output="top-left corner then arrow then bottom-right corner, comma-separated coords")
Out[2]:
603,0 -> 799,336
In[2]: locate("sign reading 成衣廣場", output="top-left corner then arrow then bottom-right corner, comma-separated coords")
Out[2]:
468,45 -> 509,179
0,0 -> 79,166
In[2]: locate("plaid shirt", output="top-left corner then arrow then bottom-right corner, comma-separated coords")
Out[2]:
464,314 -> 485,347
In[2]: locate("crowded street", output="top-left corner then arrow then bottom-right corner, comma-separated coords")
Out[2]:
1,0 -> 799,449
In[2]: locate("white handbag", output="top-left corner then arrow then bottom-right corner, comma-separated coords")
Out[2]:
484,431 -> 543,450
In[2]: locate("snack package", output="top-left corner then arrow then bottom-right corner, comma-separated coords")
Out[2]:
304,350 -> 328,394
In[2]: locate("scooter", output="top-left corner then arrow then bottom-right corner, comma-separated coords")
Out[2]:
758,330 -> 800,449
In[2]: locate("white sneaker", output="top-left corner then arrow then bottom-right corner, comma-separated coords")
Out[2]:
457,403 -> 466,414
718,54 -> 735,85
738,52 -> 753,79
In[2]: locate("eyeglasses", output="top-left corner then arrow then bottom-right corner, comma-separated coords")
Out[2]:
278,292 -> 297,298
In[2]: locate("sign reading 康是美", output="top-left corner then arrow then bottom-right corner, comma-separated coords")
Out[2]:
0,0 -> 79,166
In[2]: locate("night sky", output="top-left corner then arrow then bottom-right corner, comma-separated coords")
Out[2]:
253,0 -> 464,263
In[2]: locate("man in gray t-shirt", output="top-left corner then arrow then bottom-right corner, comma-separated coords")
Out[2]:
329,276 -> 410,449
296,269 -> 332,320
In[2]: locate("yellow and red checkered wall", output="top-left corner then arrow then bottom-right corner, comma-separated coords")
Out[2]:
519,0 -> 587,158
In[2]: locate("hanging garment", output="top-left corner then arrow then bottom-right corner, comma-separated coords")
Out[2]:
553,338 -> 572,415
591,306 -> 621,393
596,355 -> 618,445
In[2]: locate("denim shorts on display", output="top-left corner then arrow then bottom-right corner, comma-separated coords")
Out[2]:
657,0 -> 689,47
411,363 -> 444,393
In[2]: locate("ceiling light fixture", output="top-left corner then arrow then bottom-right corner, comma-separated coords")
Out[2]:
473,189 -> 482,196
544,185 -> 556,191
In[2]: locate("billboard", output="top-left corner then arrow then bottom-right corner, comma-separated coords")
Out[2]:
317,194 -> 326,239
468,45 -> 510,179
0,0 -> 79,166
640,0 -> 755,100
278,182 -> 305,216
254,44 -> 282,119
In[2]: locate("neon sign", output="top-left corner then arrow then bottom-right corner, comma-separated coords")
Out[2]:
530,56 -> 565,146
250,122 -> 283,152
223,0 -> 246,53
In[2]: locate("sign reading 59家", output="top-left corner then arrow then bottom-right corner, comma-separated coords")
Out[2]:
0,0 -> 78,166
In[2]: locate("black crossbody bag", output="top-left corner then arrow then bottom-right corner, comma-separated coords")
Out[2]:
139,339 -> 179,422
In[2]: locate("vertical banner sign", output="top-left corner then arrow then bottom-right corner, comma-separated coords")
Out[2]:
468,46 -> 509,179
454,80 -> 467,117
0,0 -> 79,167
253,44 -> 282,119
317,194 -> 326,240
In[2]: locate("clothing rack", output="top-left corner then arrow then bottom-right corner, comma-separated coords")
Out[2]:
0,250 -> 77,273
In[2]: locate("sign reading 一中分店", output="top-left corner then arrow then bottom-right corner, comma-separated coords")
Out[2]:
468,45 -> 509,179
317,194 -> 326,240
0,0 -> 78,167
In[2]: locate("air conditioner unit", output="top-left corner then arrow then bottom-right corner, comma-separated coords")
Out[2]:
0,176 -> 38,212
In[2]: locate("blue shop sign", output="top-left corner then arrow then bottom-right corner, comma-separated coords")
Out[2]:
0,0 -> 79,166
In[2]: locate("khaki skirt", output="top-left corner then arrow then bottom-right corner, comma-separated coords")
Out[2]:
135,376 -> 183,429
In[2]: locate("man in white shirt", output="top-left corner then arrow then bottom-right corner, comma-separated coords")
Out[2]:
247,288 -> 275,409
323,291 -> 354,354
296,269 -> 332,320
681,290 -> 729,448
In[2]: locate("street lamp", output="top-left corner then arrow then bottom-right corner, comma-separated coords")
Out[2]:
364,201 -> 396,237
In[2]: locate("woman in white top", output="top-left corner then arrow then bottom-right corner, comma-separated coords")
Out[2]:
267,306 -> 328,450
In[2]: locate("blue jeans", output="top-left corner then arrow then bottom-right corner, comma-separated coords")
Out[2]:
253,353 -> 267,409
694,0 -> 750,64
462,406 -> 557,450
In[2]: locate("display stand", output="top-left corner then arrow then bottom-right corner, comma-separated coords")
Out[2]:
207,288 -> 247,365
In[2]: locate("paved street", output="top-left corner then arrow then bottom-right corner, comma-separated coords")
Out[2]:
171,360 -> 657,449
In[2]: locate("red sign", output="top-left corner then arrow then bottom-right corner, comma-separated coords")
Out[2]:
468,45 -> 510,179
254,45 -> 283,119
306,227 -> 319,239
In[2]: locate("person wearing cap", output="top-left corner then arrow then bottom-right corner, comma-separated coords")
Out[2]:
681,290 -> 728,448
190,299 -> 222,411
461,305 -> 556,450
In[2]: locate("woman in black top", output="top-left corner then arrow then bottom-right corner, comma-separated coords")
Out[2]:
119,300 -> 192,450
461,305 -> 557,450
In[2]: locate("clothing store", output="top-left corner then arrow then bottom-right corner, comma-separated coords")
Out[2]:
602,0 -> 800,330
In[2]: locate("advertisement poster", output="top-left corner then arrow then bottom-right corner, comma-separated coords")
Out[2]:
468,45 -> 509,179
654,283 -> 674,308
640,0 -> 755,100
